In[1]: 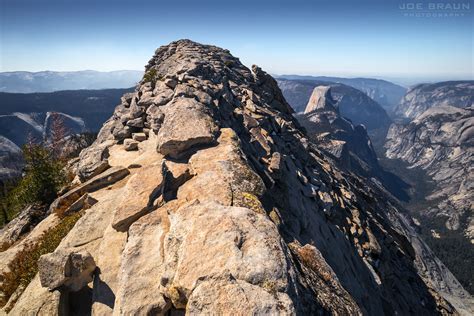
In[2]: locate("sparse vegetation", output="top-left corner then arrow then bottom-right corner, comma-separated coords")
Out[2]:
0,115 -> 70,227
0,142 -> 67,226
420,212 -> 474,294
143,68 -> 158,83
0,211 -> 83,308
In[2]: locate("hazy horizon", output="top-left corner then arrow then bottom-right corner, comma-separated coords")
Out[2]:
1,68 -> 472,87
1,0 -> 472,82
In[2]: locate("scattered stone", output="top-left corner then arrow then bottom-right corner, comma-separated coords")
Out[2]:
76,140 -> 114,181
62,193 -> 98,217
124,139 -> 139,151
120,93 -> 134,107
129,98 -> 145,119
132,133 -> 147,142
164,77 -> 178,89
38,249 -> 96,292
113,123 -> 132,141
268,152 -> 282,175
126,117 -> 144,128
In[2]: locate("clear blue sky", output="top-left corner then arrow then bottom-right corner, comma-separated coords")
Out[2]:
1,0 -> 472,81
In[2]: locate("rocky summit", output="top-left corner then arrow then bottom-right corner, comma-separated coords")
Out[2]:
1,40 -> 473,315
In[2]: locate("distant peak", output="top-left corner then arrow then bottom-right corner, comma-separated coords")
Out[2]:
304,85 -> 338,114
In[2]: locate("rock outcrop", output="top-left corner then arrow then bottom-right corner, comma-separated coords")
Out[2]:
2,40 -> 472,315
394,81 -> 473,119
0,205 -> 48,249
304,86 -> 338,113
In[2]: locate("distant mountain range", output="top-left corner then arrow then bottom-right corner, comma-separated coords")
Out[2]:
0,88 -> 131,182
395,80 -> 473,119
0,70 -> 143,93
276,74 -> 407,112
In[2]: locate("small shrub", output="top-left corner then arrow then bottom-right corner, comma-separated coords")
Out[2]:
143,68 -> 158,83
0,142 -> 67,226
0,180 -> 20,226
224,60 -> 234,68
0,211 -> 83,308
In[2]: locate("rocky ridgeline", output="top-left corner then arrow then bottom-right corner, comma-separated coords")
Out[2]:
1,40 -> 472,315
386,105 -> 474,242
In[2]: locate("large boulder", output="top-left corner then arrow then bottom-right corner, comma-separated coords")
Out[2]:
157,97 -> 219,158
38,249 -> 96,292
187,273 -> 294,315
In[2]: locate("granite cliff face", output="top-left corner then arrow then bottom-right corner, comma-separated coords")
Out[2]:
385,82 -> 473,291
277,75 -> 406,112
297,86 -> 411,202
277,79 -> 392,133
297,86 -> 379,178
394,81 -> 473,120
1,40 -> 472,315
386,106 -> 473,242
